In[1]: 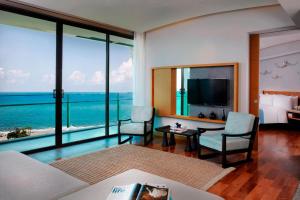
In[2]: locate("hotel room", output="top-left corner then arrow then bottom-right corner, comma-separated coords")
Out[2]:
259,30 -> 300,126
0,0 -> 299,199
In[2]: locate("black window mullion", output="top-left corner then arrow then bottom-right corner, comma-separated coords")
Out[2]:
105,34 -> 110,136
0,8 -> 134,153
55,22 -> 63,147
180,68 -> 185,115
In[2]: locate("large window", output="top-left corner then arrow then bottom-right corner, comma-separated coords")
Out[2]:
62,25 -> 107,143
0,9 -> 133,152
0,11 -> 56,151
109,36 -> 133,134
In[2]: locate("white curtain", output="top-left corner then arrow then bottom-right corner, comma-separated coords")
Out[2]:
133,32 -> 146,106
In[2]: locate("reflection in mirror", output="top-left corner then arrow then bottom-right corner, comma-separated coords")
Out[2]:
176,66 -> 234,121
176,68 -> 190,116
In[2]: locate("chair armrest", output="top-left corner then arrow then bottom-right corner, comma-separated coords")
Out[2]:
118,119 -> 131,127
119,118 -> 131,122
144,118 -> 152,123
200,127 -> 225,131
198,127 -> 225,135
222,132 -> 252,137
144,119 -> 153,127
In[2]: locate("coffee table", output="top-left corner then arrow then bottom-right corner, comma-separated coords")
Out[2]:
155,125 -> 198,152
58,169 -> 223,200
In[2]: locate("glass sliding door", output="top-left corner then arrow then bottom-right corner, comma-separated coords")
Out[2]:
62,25 -> 107,143
0,9 -> 134,152
0,11 -> 56,152
109,36 -> 133,134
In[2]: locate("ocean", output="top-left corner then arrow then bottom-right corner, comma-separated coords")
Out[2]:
0,92 -> 133,134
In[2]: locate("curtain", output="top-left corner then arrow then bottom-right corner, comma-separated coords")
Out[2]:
133,32 -> 146,106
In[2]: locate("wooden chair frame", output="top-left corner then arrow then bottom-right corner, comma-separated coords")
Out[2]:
118,108 -> 155,146
198,117 -> 259,168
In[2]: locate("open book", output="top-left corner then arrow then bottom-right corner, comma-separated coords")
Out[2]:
106,183 -> 170,200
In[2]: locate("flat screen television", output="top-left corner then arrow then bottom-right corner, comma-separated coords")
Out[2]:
187,79 -> 229,106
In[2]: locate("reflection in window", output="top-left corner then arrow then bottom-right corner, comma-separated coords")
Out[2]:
109,36 -> 133,134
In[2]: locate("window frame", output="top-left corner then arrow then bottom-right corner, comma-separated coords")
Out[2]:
0,5 -> 133,154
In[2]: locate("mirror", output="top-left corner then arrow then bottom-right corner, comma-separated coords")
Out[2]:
175,65 -> 237,121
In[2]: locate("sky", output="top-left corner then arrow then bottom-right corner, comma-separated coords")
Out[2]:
0,24 -> 133,92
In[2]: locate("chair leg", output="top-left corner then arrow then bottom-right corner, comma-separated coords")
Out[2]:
118,122 -> 121,145
143,132 -> 153,146
222,135 -> 228,168
246,148 -> 253,161
198,144 -> 202,158
222,151 -> 227,168
144,134 -> 148,146
118,133 -> 121,145
150,131 -> 153,142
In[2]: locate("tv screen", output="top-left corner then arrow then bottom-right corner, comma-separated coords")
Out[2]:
187,79 -> 229,106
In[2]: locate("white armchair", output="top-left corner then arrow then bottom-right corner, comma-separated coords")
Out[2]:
118,106 -> 155,146
198,112 -> 259,168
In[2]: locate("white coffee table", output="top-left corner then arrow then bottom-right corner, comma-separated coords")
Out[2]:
59,169 -> 223,200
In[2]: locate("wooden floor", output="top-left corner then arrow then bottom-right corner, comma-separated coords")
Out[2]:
146,126 -> 300,200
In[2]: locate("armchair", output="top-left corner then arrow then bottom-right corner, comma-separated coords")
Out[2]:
198,112 -> 259,168
118,106 -> 155,146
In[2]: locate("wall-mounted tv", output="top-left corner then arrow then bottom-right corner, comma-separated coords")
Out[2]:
187,79 -> 229,106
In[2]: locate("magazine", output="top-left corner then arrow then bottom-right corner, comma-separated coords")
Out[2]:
106,183 -> 170,200
170,126 -> 187,133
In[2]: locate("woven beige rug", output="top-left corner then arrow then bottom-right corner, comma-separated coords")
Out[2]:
51,144 -> 234,190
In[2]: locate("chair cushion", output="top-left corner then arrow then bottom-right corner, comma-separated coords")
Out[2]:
131,106 -> 153,123
200,132 -> 250,151
225,112 -> 255,134
0,151 -> 89,200
120,122 -> 151,135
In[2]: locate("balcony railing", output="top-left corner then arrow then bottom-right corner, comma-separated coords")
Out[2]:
0,93 -> 132,143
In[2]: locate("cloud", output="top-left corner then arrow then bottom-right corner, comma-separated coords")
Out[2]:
111,58 -> 132,84
68,70 -> 86,84
90,71 -> 105,85
42,73 -> 55,84
1,69 -> 31,83
0,68 -> 4,79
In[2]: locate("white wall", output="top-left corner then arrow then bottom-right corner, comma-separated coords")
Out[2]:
260,40 -> 300,91
145,5 -> 294,127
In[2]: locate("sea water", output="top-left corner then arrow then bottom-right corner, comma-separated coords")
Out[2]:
0,92 -> 132,134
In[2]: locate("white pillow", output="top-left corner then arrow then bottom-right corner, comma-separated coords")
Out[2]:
260,94 -> 273,106
273,95 -> 293,110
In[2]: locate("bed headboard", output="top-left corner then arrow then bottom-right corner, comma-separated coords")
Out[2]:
262,90 -> 300,105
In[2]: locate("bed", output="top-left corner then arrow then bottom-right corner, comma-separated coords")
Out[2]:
259,90 -> 300,124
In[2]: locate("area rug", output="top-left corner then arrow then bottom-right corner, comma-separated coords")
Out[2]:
51,144 -> 234,190
294,184 -> 300,200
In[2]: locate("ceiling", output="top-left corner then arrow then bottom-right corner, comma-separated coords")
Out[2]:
18,0 -> 278,32
260,29 -> 300,49
0,10 -> 133,45
278,0 -> 300,27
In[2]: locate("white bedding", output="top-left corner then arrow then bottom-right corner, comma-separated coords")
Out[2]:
259,94 -> 297,124
260,104 -> 288,124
